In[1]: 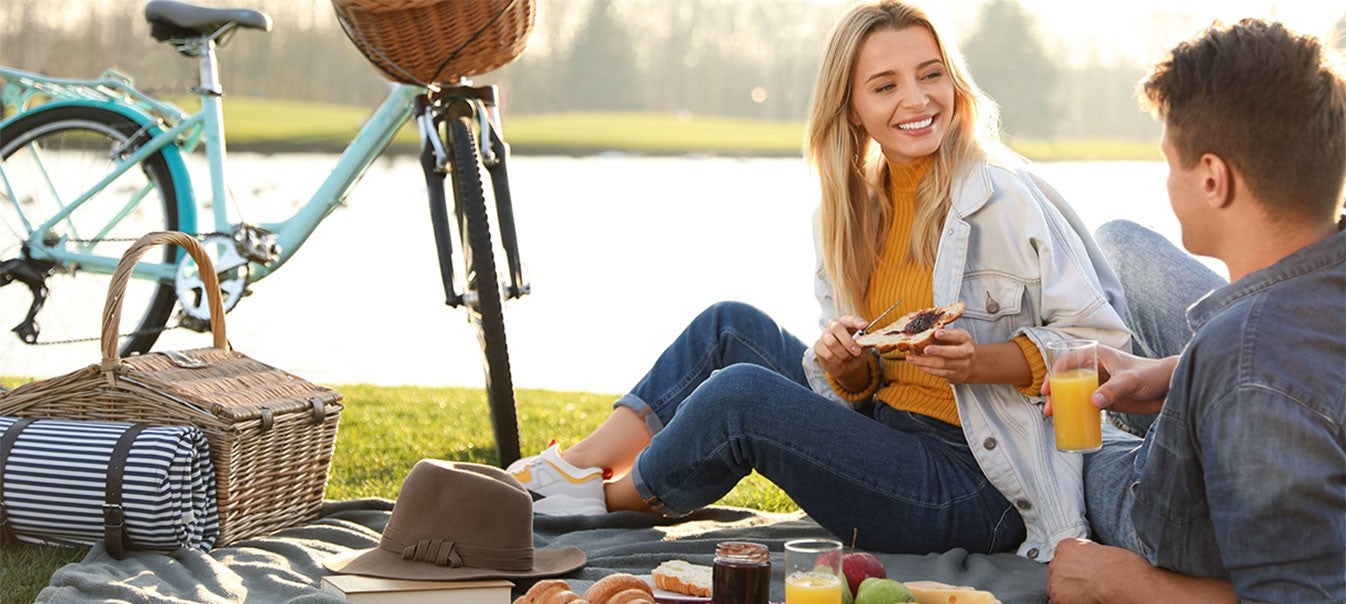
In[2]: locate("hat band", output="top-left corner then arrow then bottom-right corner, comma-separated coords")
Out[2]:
403,539 -> 465,567
382,529 -> 535,571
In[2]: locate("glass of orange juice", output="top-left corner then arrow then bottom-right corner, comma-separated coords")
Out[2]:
1047,339 -> 1102,453
785,538 -> 843,604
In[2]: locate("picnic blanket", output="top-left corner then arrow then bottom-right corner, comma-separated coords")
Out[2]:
35,499 -> 1047,603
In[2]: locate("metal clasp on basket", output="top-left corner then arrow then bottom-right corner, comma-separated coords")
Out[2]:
160,350 -> 206,369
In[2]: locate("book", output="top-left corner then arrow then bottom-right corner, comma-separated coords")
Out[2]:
320,574 -> 514,604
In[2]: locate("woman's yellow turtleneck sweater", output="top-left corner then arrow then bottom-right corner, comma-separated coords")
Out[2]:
826,156 -> 1047,427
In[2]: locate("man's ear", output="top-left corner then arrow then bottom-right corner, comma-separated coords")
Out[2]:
1200,153 -> 1235,209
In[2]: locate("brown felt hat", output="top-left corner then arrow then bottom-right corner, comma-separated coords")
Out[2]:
323,459 -> 586,581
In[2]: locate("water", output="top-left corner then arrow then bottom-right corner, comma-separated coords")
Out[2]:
1,154 -> 1212,394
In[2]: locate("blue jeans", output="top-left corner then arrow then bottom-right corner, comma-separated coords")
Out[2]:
1093,220 -> 1227,435
1084,220 -> 1224,550
617,301 -> 1025,554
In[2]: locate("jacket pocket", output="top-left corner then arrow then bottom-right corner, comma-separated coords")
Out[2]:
960,274 -> 1028,325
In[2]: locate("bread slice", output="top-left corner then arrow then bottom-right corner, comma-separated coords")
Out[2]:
651,560 -> 712,597
854,301 -> 966,357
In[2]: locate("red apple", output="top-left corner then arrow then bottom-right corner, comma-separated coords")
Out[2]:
841,552 -> 886,595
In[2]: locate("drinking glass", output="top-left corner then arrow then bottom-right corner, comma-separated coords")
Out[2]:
1047,339 -> 1102,453
784,538 -> 843,604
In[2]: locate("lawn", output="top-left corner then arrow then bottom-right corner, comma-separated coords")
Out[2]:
0,379 -> 797,602
161,96 -> 1159,160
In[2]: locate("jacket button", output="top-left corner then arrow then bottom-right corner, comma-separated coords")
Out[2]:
1016,499 -> 1032,511
1027,548 -> 1040,559
983,437 -> 997,450
1130,481 -> 1140,494
987,300 -> 1000,313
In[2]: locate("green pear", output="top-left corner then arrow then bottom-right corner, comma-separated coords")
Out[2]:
854,577 -> 913,604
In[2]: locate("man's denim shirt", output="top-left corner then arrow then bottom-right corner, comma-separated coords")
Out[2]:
1132,229 -> 1345,602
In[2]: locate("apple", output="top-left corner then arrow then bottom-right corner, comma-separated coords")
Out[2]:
842,552 -> 886,596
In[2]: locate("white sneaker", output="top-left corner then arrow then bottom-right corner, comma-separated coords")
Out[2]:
508,443 -> 607,516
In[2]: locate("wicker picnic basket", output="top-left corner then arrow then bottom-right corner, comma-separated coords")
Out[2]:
0,232 -> 343,547
332,0 -> 535,86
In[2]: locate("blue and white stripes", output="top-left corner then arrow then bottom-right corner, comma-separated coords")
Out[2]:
0,416 -> 219,551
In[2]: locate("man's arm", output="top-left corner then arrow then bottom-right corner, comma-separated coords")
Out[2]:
1048,538 -> 1237,603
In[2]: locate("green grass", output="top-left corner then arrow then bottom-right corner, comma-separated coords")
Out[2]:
0,377 -> 796,602
153,96 -> 1156,160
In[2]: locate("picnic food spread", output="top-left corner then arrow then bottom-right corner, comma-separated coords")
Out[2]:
854,302 -> 966,357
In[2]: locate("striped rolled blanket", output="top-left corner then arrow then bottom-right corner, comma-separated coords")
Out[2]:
0,416 -> 219,551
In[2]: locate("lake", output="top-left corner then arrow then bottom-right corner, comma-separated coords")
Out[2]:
1,154 -> 1214,395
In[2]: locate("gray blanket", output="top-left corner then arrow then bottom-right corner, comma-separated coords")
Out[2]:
36,499 -> 1046,603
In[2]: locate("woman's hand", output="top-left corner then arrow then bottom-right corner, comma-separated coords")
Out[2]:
814,315 -> 872,389
906,328 -> 976,383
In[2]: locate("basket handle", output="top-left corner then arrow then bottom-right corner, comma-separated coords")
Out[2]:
101,231 -> 227,365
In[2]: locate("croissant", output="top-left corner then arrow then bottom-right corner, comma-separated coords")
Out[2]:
515,579 -> 590,604
583,574 -> 655,604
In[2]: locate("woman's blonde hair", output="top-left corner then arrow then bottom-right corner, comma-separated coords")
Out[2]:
804,1 -> 1002,313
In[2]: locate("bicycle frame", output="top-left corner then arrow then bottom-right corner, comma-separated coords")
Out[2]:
0,64 -> 421,285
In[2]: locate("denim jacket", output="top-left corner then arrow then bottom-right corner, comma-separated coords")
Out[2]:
803,158 -> 1131,560
1131,229 -> 1345,601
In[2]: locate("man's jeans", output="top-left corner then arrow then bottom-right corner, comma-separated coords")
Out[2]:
614,301 -> 1025,554
1093,220 -> 1227,435
1085,220 -> 1225,550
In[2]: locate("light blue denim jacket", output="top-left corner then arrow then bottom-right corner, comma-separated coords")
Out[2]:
802,158 -> 1131,561
1131,229 -> 1346,601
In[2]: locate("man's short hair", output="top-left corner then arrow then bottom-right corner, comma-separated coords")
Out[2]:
1140,19 -> 1346,221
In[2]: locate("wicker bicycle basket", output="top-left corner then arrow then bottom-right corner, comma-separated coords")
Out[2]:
332,0 -> 535,86
0,232 -> 343,547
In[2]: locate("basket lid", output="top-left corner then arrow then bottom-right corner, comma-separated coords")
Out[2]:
118,348 -> 342,422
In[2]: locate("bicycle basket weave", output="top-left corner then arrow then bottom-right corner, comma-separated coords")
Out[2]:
332,0 -> 535,86
0,232 -> 343,547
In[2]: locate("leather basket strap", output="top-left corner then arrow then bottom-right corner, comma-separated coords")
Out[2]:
0,417 -> 38,546
104,423 -> 149,560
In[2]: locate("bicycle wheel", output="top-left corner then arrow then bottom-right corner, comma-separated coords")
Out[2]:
0,105 -> 181,367
446,115 -> 520,466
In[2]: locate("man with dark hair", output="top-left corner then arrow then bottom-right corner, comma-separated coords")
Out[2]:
1045,18 -> 1346,603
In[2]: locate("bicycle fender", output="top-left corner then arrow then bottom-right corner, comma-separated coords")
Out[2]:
2,100 -> 199,235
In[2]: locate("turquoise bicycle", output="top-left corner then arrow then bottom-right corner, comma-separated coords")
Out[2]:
0,0 -> 534,465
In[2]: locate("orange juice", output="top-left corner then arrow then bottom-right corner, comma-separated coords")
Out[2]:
1052,368 -> 1101,452
785,572 -> 842,604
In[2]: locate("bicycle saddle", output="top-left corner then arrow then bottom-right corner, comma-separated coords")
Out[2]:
145,0 -> 272,41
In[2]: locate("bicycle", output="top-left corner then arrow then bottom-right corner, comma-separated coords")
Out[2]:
0,0 -> 533,465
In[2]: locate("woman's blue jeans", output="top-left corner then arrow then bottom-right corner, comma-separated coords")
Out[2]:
616,301 -> 1025,554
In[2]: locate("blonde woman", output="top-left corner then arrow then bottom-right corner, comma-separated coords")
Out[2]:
509,1 -> 1129,559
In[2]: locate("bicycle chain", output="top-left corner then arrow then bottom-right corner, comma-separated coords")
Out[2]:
26,323 -> 179,346
23,232 -> 226,345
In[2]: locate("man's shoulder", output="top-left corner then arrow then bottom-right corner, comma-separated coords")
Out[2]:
1189,272 -> 1345,421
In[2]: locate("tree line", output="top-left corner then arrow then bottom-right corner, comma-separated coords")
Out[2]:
3,0 -> 1344,142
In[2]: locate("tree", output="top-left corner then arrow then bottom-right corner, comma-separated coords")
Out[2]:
561,0 -> 640,111
1334,12 -> 1345,51
961,0 -> 1060,139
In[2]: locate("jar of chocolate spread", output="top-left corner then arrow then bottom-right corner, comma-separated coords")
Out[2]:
711,541 -> 771,604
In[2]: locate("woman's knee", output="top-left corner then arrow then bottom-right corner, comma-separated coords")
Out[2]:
697,301 -> 773,330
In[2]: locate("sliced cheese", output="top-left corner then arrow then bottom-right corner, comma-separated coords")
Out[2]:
904,581 -> 1000,604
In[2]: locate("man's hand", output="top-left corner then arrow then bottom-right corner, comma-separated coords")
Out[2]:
1048,538 -> 1237,603
814,315 -> 871,390
1043,346 -> 1177,417
1048,538 -> 1159,603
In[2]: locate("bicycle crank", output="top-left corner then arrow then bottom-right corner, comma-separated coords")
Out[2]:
174,233 -> 249,324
